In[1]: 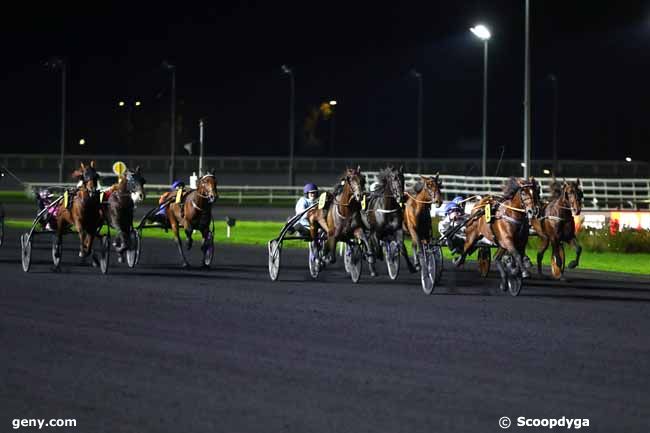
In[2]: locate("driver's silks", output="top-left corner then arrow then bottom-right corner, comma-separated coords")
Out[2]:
484,204 -> 492,223
175,189 -> 183,204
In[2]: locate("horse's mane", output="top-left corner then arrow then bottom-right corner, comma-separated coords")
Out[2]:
373,167 -> 394,194
501,177 -> 521,199
548,179 -> 563,200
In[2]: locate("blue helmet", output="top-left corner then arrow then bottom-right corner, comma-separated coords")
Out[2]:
452,196 -> 464,205
171,180 -> 184,190
303,183 -> 319,194
444,202 -> 461,215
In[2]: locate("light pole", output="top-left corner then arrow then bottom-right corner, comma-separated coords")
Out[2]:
281,65 -> 295,186
199,118 -> 205,177
470,24 -> 491,177
548,74 -> 559,175
523,0 -> 532,178
410,69 -> 423,173
162,61 -> 177,184
117,99 -> 141,151
46,57 -> 67,183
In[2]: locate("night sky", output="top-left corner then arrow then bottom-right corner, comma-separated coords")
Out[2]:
2,1 -> 650,162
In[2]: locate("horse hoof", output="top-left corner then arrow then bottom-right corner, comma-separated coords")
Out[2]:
499,281 -> 507,292
567,261 -> 578,269
181,262 -> 190,269
522,270 -> 530,279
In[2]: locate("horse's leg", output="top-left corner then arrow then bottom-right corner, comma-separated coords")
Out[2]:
536,234 -> 550,276
185,223 -> 194,250
406,224 -> 420,270
397,228 -> 417,273
354,227 -> 376,277
169,215 -> 190,268
567,237 -> 582,269
493,247 -> 507,291
454,226 -> 479,267
501,238 -> 529,279
551,238 -> 563,277
53,217 -> 65,270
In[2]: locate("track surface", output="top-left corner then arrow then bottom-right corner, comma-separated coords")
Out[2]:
1,226 -> 649,433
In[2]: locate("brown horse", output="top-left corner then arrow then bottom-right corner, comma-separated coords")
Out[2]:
106,167 -> 146,261
53,161 -> 102,267
403,174 -> 443,270
531,178 -> 583,279
323,167 -> 375,274
454,177 -> 541,290
164,171 -> 218,267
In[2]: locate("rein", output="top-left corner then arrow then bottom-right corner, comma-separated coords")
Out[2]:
406,191 -> 433,204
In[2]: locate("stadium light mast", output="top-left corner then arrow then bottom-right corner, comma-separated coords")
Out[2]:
523,0 -> 532,178
470,24 -> 491,177
281,64 -> 295,186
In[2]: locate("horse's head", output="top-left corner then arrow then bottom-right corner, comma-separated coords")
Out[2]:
563,178 -> 583,216
73,161 -> 100,196
125,166 -> 146,204
197,170 -> 218,203
380,165 -> 405,206
517,177 -> 541,220
343,166 -> 365,203
420,173 -> 443,207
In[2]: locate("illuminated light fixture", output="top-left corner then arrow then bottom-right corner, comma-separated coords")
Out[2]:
520,162 -> 526,168
79,138 -> 86,145
135,100 -> 141,107
118,101 -> 125,107
625,156 -> 632,162
543,169 -> 551,175
329,100 -> 337,106
470,24 -> 491,41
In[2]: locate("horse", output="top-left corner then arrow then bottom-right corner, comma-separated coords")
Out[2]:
531,178 -> 583,279
322,166 -> 375,275
53,161 -> 102,267
106,166 -> 146,262
403,174 -> 444,271
164,171 -> 218,267
361,165 -> 417,276
454,177 -> 541,290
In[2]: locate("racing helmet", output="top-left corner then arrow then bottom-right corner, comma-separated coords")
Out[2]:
444,202 -> 461,215
171,180 -> 184,190
303,183 -> 319,195
452,196 -> 464,205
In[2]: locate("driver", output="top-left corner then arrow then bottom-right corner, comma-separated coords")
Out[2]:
292,183 -> 319,237
438,196 -> 466,254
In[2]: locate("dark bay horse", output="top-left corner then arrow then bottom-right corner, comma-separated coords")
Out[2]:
455,177 -> 541,290
323,167 -> 375,274
362,166 -> 416,275
164,171 -> 218,267
403,174 -> 443,270
106,167 -> 146,261
54,161 -> 102,266
531,178 -> 583,279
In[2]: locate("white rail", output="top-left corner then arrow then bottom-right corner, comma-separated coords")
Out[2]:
22,173 -> 650,210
